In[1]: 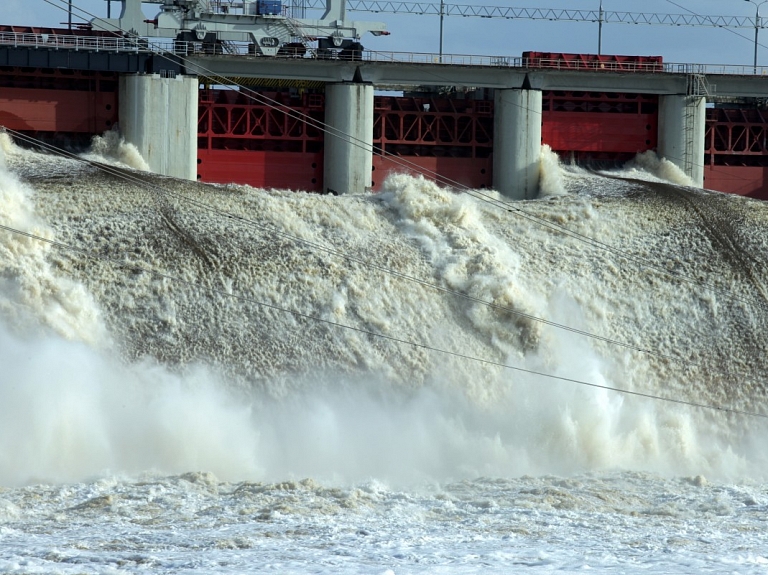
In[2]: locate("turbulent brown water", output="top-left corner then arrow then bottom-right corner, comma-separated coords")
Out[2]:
4,134 -> 768,574
1,135 -> 768,486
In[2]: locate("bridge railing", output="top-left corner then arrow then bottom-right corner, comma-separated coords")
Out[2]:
2,30 -> 767,77
363,50 -> 768,76
0,30 -> 150,52
360,50 -> 516,68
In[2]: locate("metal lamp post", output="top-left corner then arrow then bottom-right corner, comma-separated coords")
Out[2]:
746,0 -> 768,73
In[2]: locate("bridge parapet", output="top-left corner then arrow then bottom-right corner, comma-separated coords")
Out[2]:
2,27 -> 768,80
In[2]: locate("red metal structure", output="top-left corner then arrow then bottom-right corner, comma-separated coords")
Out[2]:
195,91 -> 497,191
704,107 -> 768,199
522,52 -> 664,72
371,95 -> 493,190
0,47 -> 767,199
0,67 -> 117,145
196,89 -> 324,190
542,91 -> 658,162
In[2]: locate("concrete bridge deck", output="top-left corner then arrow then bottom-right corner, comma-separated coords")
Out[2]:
1,29 -> 767,98
186,51 -> 768,98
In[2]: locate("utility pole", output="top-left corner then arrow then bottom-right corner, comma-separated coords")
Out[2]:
68,0 -> 73,29
439,0 -> 445,62
598,0 -> 603,54
746,0 -> 768,73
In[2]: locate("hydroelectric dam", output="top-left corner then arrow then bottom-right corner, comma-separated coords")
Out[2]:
2,0 -> 768,199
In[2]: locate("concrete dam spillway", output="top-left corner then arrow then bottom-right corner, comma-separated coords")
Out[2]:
3,60 -> 768,573
2,130 -> 768,481
5,3 -> 768,572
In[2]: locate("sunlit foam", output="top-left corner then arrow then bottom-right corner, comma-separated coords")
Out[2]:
0,141 -> 766,488
82,129 -> 151,172
0,296 -> 761,488
623,150 -> 694,187
538,144 -> 567,197
0,140 -> 108,345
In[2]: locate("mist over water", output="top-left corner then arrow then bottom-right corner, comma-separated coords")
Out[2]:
1,135 -> 768,489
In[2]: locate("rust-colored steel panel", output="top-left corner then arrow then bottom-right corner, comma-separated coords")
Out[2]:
371,155 -> 491,192
0,87 -> 116,132
703,165 -> 768,199
197,149 -> 323,191
543,111 -> 657,153
541,91 -> 658,155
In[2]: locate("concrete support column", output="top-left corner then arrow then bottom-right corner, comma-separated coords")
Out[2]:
658,94 -> 706,187
492,88 -> 543,200
119,74 -> 198,180
323,82 -> 374,195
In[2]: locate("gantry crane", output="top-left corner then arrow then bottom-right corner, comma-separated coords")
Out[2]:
93,0 -> 389,56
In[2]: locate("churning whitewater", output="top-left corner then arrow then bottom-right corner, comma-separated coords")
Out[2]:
1,133 -> 768,573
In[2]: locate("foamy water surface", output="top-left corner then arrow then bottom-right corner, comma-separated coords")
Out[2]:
1,135 -> 767,573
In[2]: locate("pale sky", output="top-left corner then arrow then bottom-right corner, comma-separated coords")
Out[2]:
15,0 -> 768,69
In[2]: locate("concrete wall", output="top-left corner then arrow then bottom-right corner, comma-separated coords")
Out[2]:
323,82 -> 374,195
658,94 -> 706,187
119,74 -> 198,180
492,89 -> 543,200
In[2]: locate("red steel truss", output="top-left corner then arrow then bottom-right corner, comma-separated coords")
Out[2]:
522,52 -> 664,73
371,95 -> 493,190
197,89 -> 324,153
706,108 -> 768,164
0,75 -> 764,198
195,91 -> 498,191
372,96 -> 493,158
704,107 -> 768,199
195,90 -> 661,190
196,89 -> 324,189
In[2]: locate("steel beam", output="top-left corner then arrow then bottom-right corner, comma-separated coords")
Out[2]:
0,46 -> 181,75
1,43 -> 767,99
187,55 -> 693,92
526,71 -> 689,95
704,75 -> 768,98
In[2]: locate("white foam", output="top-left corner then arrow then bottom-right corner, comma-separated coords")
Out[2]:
538,144 -> 567,197
82,130 -> 150,172
622,150 -> 695,187
0,323 -> 261,486
0,144 -> 766,488
0,315 -> 748,488
0,140 -> 108,345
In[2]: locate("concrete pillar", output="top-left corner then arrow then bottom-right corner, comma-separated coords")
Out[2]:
492,88 -> 543,200
658,94 -> 706,187
119,74 -> 198,180
323,82 -> 374,195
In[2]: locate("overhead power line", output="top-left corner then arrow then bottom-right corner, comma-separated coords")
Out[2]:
6,0 -> 764,425
1,216 -> 766,420
300,1 -> 764,28
32,0 -> 768,406
48,0 -> 768,317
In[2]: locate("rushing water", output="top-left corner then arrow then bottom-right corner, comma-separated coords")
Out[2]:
1,134 -> 768,573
